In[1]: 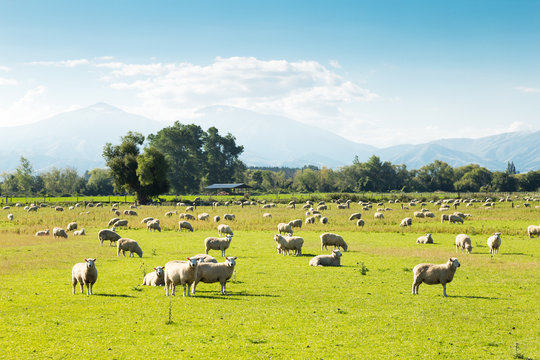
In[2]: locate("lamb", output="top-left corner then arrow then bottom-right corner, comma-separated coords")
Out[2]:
73,228 -> 86,236
53,227 -> 68,239
66,222 -> 77,231
205,235 -> 233,257
527,225 -> 540,238
455,234 -> 473,253
35,229 -> 50,236
348,213 -> 362,221
487,233 -> 502,254
191,256 -> 238,295
7,213 -> 13,221
448,214 -> 464,224
72,258 -> 98,295
147,219 -> 161,232
400,217 -> 413,227
374,212 -> 384,219
412,258 -> 460,297
217,224 -> 234,237
214,215 -> 221,222
320,232 -> 348,251
274,234 -> 304,256
164,257 -> 200,296
178,221 -> 194,232
190,254 -> 218,263
198,213 -> 210,221
223,214 -> 235,221
141,217 -> 154,224
142,266 -> 165,286
357,219 -> 365,227
277,222 -> 293,235
98,229 -> 122,246
309,249 -> 342,267
416,233 -> 434,244
320,216 -> 328,224
288,219 -> 303,229
117,238 -> 143,258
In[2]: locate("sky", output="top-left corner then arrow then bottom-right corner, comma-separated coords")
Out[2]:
0,0 -> 539,147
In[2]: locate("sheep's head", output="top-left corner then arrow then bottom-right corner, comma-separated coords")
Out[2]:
449,258 -> 460,268
186,257 -> 199,267
154,266 -> 165,277
226,234 -> 233,240
84,258 -> 96,268
333,250 -> 342,257
273,234 -> 281,242
225,257 -> 237,266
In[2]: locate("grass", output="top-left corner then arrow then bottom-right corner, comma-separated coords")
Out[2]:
0,199 -> 538,359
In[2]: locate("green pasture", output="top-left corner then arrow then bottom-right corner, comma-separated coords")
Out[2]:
0,199 -> 538,359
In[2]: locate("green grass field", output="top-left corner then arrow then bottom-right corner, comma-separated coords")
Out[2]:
0,199 -> 538,359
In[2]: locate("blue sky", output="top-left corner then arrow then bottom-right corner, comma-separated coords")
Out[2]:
0,0 -> 539,146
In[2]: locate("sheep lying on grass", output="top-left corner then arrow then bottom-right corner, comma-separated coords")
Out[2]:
412,258 -> 460,297
400,217 -> 413,227
117,238 -> 143,258
164,258 -> 200,296
277,222 -> 293,235
98,229 -> 122,246
35,229 -> 50,236
416,233 -> 434,244
205,235 -> 233,257
320,232 -> 348,251
72,258 -> 97,295
191,256 -> 237,295
274,234 -> 304,256
142,266 -> 165,286
178,221 -> 194,232
487,233 -> 502,254
455,234 -> 473,253
309,249 -> 342,267
73,228 -> 86,236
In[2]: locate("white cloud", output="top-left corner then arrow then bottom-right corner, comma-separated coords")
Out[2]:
329,59 -> 341,69
26,59 -> 90,68
0,77 -> 17,85
515,86 -> 540,94
0,65 -> 11,72
0,86 -> 55,127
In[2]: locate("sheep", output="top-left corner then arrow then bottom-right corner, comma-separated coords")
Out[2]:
27,205 -> 38,212
424,211 -> 435,218
7,213 -> 13,221
185,206 -> 194,212
98,229 -> 122,246
527,225 -> 540,238
263,213 -> 273,219
453,211 -> 466,219
141,217 -> 154,224
35,229 -> 50,236
288,219 -> 303,228
277,222 -> 293,235
179,213 -> 196,220
320,216 -> 328,224
411,258 -> 460,297
487,233 -> 502,254
190,254 -> 218,263
416,233 -> 434,244
142,266 -> 165,286
309,249 -> 342,267
3,206 -> 10,210
147,219 -> 161,232
214,215 -> 221,222
205,235 -> 233,257
413,211 -> 425,218
114,219 -> 129,228
274,234 -> 304,256
374,212 -> 384,219
198,213 -> 209,221
455,234 -> 473,253
165,211 -> 174,217
448,214 -> 464,224
117,238 -> 143,258
440,214 -> 450,223
53,227 -> 68,239
337,203 -> 348,209
55,206 -> 64,212
72,258 -> 98,295
66,222 -> 78,231
317,204 -> 327,211
348,213 -> 362,221
320,232 -> 348,251
223,214 -> 235,221
192,256 -> 238,295
73,228 -> 86,236
305,216 -> 316,224
178,221 -> 194,232
357,219 -> 365,227
114,210 -> 121,216
164,257 -> 200,296
400,217 -> 413,227
123,209 -> 137,216
217,224 -> 234,237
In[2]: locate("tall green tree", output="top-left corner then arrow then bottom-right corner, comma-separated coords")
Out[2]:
86,168 -> 114,195
202,127 -> 244,186
15,156 -> 34,195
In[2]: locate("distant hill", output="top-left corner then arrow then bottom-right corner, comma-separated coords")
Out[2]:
0,103 -> 538,173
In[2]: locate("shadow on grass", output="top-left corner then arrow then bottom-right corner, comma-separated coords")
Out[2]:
449,295 -> 501,300
94,293 -> 136,298
501,253 -> 529,256
191,294 -> 241,300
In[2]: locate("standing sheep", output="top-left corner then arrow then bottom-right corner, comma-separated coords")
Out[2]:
114,219 -> 129,228
164,258 -> 200,296
7,213 -> 13,221
147,219 -> 161,232
357,219 -> 365,227
416,233 -> 434,244
305,216 -> 316,224
440,214 -> 450,223
213,215 -> 221,222
66,222 -> 78,231
527,224 -> 540,238
320,232 -> 348,251
288,219 -> 302,229
53,227 -> 68,239
263,213 -> 273,219
72,258 -> 98,295
448,214 -> 464,224
205,235 -> 233,257
178,221 -> 194,232
142,266 -> 165,286
117,238 -> 143,258
400,217 -> 413,227
98,229 -> 122,246
309,249 -> 342,267
455,234 -> 473,253
277,222 -> 293,235
274,234 -> 304,256
374,212 -> 384,219
348,213 -> 362,221
487,233 -> 502,254
223,214 -> 235,221
412,258 -> 460,297
191,256 -> 238,295
217,224 -> 234,237
198,213 -> 210,221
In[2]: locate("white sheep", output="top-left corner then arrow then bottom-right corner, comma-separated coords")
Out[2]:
73,228 -> 86,236
146,219 -> 161,232
487,233 -> 502,254
72,258 -> 98,295
455,234 -> 473,253
348,213 -> 362,221
142,266 -> 165,286
205,235 -> 233,257
217,224 -> 234,237
413,211 -> 425,218
178,221 -> 194,232
114,219 -> 129,227
117,238 -> 143,258
288,219 -> 302,229
305,216 -> 316,224
98,229 -> 122,246
53,227 -> 68,239
320,232 -> 348,251
223,214 -> 235,221
273,234 -> 304,256
124,209 -> 137,216
198,213 -> 210,221
165,211 -> 174,217
141,217 -> 154,224
440,214 -> 450,223
180,213 -> 196,220
35,229 -> 50,236
190,254 -> 218,263
357,219 -> 365,227
263,213 -> 273,219
214,215 -> 221,222
66,222 -> 78,231
424,211 -> 435,218
277,222 -> 293,235
412,258 -> 460,297
191,256 -> 238,295
7,213 -> 13,221
527,225 -> 540,238
448,214 -> 464,224
164,258 -> 200,296
416,233 -> 434,244
320,216 -> 328,224
400,217 -> 413,227
55,206 -> 64,212
309,249 -> 342,267
374,212 -> 384,219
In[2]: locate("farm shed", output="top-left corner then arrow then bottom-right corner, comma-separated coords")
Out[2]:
204,183 -> 251,195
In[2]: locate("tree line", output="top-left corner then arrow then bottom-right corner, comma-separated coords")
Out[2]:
1,122 -> 540,201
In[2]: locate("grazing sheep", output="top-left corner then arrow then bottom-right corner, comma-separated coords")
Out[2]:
374,212 -> 384,219
440,214 -> 450,223
53,227 -> 68,239
527,225 -> 540,238
263,213 -> 273,219
142,266 -> 165,286
117,238 -> 143,258
164,258 -> 200,296
185,206 -> 194,212
124,209 -> 137,216
179,213 -> 196,220
223,214 -> 235,221
192,256 -> 238,295
217,224 -> 234,237
178,221 -> 194,232
320,232 -> 348,252
55,206 -> 64,212
72,258 -> 98,295
487,233 -> 502,254
114,219 -> 128,228
27,205 -> 38,212
114,210 -> 121,216
357,219 -> 365,227
305,216 -> 316,224
416,233 -> 434,244
309,249 -> 342,267
73,228 -> 86,236
288,219 -> 303,228
3,206 -> 10,210
165,211 -> 174,217
98,229 -> 122,246
317,204 -> 327,211
147,219 -> 161,232
320,216 -> 328,224
277,222 -> 293,235
453,212 -> 466,219
413,211 -> 425,218
7,213 -> 13,221
348,213 -> 362,221
190,254 -> 218,263
337,203 -> 348,209
424,211 -> 435,218
35,229 -> 50,236
448,214 -> 464,224
141,217 -> 154,224
213,215 -> 221,222
412,258 -> 460,297
455,234 -> 473,253
66,222 -> 78,231
198,213 -> 210,221
400,217 -> 413,227
205,235 -> 233,257
274,234 -> 304,256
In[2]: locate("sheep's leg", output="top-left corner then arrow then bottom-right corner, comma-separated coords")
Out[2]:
191,281 -> 197,295
221,282 -> 226,295
85,283 -> 90,296
89,283 -> 93,295
79,283 -> 84,294
442,284 -> 447,297
72,280 -> 77,294
165,283 -> 169,296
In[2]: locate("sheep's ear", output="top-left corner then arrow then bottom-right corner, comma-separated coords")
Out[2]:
186,257 -> 190,260
84,258 -> 87,261
153,267 -> 157,270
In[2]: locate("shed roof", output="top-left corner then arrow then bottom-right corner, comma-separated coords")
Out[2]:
204,183 -> 251,190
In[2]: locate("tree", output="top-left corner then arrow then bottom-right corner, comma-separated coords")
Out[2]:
292,168 -> 318,192
454,166 -> 492,192
41,167 -> 85,196
415,160 -> 455,191
506,161 -> 517,175
15,156 -> 34,195
489,172 -> 518,192
202,127 -> 244,186
86,168 -> 114,195
136,147 -> 170,200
